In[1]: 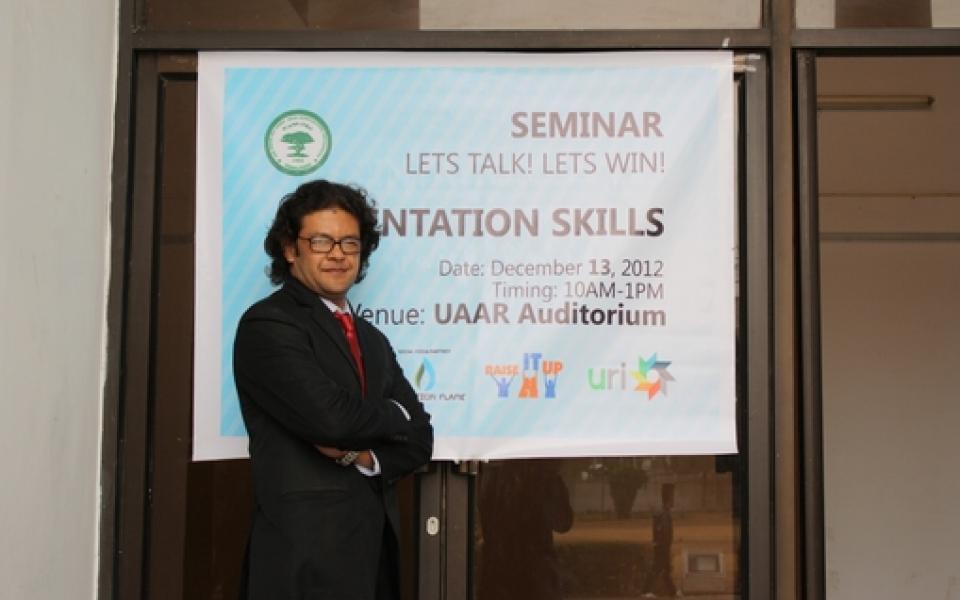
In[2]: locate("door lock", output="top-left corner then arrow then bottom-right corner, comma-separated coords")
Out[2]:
425,516 -> 440,536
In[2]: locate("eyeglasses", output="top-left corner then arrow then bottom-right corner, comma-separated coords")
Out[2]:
298,235 -> 363,255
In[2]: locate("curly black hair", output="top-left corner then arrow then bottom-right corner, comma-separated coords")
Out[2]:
264,179 -> 381,285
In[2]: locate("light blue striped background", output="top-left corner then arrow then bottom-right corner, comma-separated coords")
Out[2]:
215,57 -> 736,457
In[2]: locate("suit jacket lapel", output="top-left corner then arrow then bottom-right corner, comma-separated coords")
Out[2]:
353,314 -> 381,399
313,304 -> 362,383
281,278 -> 360,383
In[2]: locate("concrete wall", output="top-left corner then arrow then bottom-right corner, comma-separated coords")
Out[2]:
0,1 -> 117,598
818,57 -> 960,600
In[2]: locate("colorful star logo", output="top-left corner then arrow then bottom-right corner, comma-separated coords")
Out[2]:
630,354 -> 675,400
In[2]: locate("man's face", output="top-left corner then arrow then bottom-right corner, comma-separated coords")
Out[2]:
284,208 -> 361,306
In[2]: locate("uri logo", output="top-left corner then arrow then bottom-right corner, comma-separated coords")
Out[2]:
484,352 -> 564,399
587,354 -> 675,400
414,359 -> 436,392
264,109 -> 332,175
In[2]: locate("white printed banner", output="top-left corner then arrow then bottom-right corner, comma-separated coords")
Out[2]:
195,51 -> 736,461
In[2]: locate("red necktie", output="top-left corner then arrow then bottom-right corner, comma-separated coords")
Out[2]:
334,311 -> 365,395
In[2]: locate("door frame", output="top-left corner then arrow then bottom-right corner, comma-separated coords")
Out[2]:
795,48 -> 824,600
104,49 -> 775,600
413,56 -> 774,600
794,45 -> 960,600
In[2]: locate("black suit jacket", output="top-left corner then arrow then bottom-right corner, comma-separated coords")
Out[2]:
234,277 -> 433,600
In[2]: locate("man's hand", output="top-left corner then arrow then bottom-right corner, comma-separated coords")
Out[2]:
354,450 -> 374,469
315,445 -> 347,460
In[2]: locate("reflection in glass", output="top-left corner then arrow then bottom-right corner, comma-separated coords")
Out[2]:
641,483 -> 676,596
797,0 -> 960,28
143,0 -> 418,31
477,460 -> 574,600
474,456 -> 741,600
420,0 -> 762,29
836,0 -> 931,27
142,0 -> 761,31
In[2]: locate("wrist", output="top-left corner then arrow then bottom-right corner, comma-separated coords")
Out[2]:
335,450 -> 360,467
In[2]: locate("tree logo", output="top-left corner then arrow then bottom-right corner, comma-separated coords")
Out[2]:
264,109 -> 332,175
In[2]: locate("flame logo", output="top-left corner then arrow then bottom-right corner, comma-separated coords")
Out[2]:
414,359 -> 436,391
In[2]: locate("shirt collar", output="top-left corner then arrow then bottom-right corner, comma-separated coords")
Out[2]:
319,296 -> 351,316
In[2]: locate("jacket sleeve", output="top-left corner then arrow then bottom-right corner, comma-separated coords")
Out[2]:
234,311 -> 412,446
368,338 -> 434,483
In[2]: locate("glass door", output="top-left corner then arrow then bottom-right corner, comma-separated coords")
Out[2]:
471,456 -> 742,599
117,51 -> 770,600
419,55 -> 770,600
117,53 -> 427,600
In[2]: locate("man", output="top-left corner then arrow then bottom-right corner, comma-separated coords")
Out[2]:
234,179 -> 434,600
476,460 -> 573,600
641,483 -> 676,598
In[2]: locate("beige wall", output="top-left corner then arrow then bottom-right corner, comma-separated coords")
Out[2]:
0,0 -> 117,598
818,57 -> 960,600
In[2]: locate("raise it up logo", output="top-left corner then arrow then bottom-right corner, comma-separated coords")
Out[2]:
484,352 -> 564,399
587,354 -> 675,400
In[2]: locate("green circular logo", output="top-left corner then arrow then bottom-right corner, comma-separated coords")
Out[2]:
264,109 -> 332,176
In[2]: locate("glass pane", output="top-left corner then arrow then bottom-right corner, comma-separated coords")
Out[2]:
795,0 -> 836,28
836,0 -> 931,27
797,0 -> 960,28
143,0 -> 419,31
470,68 -> 745,600
142,0 -> 761,31
933,0 -> 960,26
143,70 -> 425,599
818,56 -> 960,600
473,456 -> 742,600
419,0 -> 762,30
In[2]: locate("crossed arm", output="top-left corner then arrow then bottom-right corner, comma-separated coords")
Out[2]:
235,311 -> 433,481
318,347 -> 434,481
